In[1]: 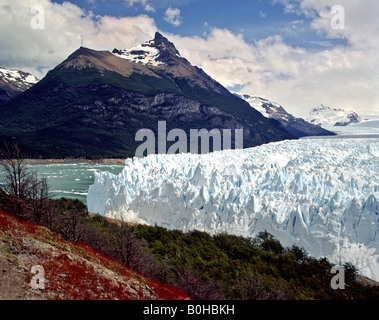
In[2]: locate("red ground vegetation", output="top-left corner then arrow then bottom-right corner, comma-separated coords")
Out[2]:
0,209 -> 190,300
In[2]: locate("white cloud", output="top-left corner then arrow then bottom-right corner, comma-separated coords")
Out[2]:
275,0 -> 379,50
144,4 -> 155,12
124,0 -> 155,12
124,0 -> 147,6
164,7 -> 182,27
0,0 -> 157,78
259,11 -> 267,19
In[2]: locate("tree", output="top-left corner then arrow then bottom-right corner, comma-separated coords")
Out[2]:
29,171 -> 50,224
343,262 -> 358,282
0,140 -> 50,222
288,245 -> 308,263
113,213 -> 144,268
1,140 -> 32,218
232,272 -> 287,300
112,213 -> 164,279
255,231 -> 284,254
173,267 -> 224,300
49,198 -> 86,242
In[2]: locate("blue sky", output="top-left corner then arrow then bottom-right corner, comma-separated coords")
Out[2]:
51,0 -> 345,50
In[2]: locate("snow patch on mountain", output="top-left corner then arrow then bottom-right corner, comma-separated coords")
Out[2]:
0,67 -> 38,86
88,138 -> 379,281
305,105 -> 362,127
0,67 -> 39,103
235,94 -> 291,121
113,40 -> 165,67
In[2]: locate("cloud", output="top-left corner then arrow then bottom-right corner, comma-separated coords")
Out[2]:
168,24 -> 378,116
275,0 -> 379,50
144,4 -> 155,12
164,7 -> 182,26
124,0 -> 155,12
259,11 -> 267,19
124,0 -> 147,6
0,0 -> 157,78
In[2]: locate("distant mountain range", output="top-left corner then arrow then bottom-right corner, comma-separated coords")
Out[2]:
0,32 -> 296,158
0,67 -> 38,104
235,94 -> 335,138
305,104 -> 362,128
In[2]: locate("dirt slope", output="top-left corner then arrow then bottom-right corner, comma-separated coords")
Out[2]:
0,210 -> 189,300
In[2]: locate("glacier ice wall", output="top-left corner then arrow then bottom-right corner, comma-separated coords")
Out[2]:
87,138 -> 379,281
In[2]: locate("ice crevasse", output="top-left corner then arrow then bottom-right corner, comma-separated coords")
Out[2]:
87,138 -> 379,281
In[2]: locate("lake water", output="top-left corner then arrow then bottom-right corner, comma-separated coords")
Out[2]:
22,163 -> 125,205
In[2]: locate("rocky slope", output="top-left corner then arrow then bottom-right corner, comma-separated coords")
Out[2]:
0,209 -> 189,300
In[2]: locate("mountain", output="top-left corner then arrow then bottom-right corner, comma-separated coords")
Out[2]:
0,32 -> 295,158
305,104 -> 362,128
88,137 -> 379,282
236,94 -> 335,138
0,67 -> 38,104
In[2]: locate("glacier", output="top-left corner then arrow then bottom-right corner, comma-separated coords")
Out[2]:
87,137 -> 379,281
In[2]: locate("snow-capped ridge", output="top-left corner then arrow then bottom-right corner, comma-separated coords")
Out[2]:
306,104 -> 362,127
0,67 -> 38,85
235,94 -> 289,120
236,93 -> 335,137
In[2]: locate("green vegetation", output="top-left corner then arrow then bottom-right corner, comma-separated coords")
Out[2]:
54,67 -> 180,95
132,225 -> 379,300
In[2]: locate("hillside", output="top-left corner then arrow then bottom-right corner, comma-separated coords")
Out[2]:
0,194 -> 378,300
0,209 -> 189,300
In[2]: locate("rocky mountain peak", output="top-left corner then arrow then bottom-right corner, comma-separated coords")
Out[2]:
152,32 -> 181,59
112,32 -> 183,67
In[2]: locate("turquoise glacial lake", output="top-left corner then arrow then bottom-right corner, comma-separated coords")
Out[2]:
18,163 -> 125,205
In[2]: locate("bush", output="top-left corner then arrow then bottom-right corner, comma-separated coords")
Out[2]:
255,231 -> 284,254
